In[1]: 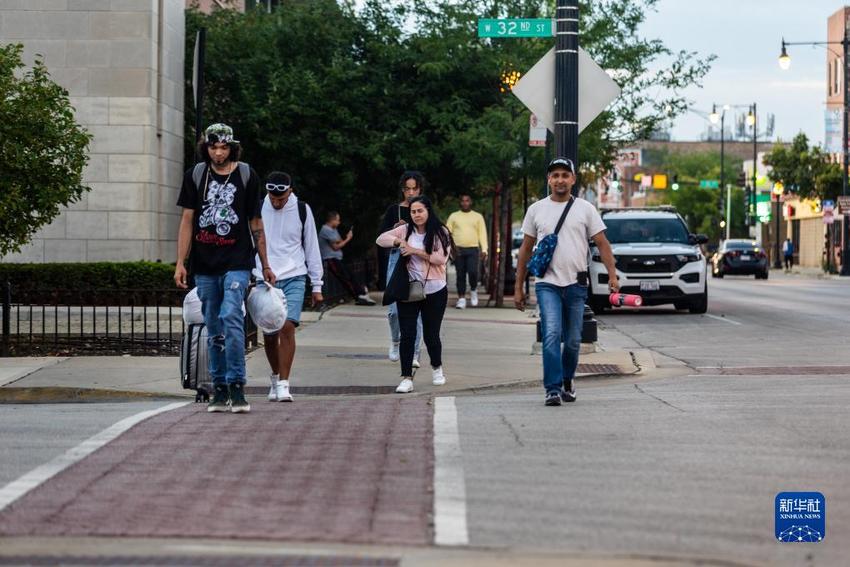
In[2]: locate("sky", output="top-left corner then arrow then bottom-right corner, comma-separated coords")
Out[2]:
639,0 -> 844,145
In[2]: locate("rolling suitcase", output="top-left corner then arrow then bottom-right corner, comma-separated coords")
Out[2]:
180,323 -> 213,402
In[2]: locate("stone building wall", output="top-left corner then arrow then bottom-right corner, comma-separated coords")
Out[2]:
0,0 -> 185,263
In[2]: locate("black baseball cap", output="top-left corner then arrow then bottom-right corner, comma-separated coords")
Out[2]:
547,157 -> 576,173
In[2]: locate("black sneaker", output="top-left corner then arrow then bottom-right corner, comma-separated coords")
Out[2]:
561,379 -> 577,403
207,383 -> 230,413
229,383 -> 251,414
545,391 -> 562,406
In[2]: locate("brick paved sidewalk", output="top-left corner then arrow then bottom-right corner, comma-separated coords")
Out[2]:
0,399 -> 433,545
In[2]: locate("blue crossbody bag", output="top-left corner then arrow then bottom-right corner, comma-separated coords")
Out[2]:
526,197 -> 575,278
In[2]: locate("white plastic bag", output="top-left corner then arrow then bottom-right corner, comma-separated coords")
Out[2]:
182,287 -> 205,325
247,283 -> 287,335
183,286 -> 247,325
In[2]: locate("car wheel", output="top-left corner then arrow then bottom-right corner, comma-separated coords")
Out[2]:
757,271 -> 768,280
715,269 -> 724,278
688,289 -> 708,314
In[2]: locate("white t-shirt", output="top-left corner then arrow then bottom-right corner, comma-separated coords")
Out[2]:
521,196 -> 606,287
407,232 -> 447,295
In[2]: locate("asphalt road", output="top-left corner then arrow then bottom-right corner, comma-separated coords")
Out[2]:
0,402 -> 172,487
456,273 -> 850,565
600,272 -> 850,368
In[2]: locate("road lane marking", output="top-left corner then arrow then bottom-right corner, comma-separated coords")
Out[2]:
705,313 -> 742,326
0,401 -> 189,513
433,396 -> 469,546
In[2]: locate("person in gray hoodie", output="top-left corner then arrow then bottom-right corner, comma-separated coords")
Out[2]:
254,171 -> 323,402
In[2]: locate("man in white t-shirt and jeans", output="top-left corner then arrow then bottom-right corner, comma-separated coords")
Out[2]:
514,158 -> 619,406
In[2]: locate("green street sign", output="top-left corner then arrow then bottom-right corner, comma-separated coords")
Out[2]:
478,19 -> 553,38
699,180 -> 720,189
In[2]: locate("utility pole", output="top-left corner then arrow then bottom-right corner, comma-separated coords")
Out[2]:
841,29 -> 850,275
555,0 -> 579,171
720,111 -> 725,222
751,103 -> 757,234
193,28 -> 206,154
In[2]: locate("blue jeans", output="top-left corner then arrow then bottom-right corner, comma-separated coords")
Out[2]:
195,270 -> 251,385
536,282 -> 588,394
387,249 -> 422,358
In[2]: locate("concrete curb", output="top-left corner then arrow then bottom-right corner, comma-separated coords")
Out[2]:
0,363 -> 642,404
0,387 -> 188,404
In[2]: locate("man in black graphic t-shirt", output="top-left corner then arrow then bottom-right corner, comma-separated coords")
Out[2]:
175,123 -> 274,414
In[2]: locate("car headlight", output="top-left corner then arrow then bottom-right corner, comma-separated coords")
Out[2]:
676,254 -> 700,263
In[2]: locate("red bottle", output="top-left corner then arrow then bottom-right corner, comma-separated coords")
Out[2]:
609,293 -> 643,307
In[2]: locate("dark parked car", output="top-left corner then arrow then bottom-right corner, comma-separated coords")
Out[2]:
711,239 -> 769,279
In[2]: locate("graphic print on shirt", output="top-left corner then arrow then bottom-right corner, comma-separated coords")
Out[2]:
199,179 -> 239,237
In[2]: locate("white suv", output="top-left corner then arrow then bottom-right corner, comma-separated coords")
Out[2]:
588,207 -> 708,314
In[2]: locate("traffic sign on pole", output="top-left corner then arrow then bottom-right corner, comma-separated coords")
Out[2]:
699,180 -> 720,189
510,47 -> 621,135
837,195 -> 850,213
477,19 -> 553,38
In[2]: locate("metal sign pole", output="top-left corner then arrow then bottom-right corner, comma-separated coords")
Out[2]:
554,0 -> 579,173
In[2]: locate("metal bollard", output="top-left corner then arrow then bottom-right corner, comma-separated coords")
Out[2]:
534,308 -> 597,345
2,281 -> 11,357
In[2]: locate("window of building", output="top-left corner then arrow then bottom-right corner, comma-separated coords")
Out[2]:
835,59 -> 841,95
829,61 -> 833,96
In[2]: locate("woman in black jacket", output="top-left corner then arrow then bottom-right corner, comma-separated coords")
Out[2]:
378,171 -> 425,364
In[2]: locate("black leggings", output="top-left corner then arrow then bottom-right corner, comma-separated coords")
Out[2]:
397,286 -> 448,376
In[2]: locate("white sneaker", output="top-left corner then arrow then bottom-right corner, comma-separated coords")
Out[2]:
412,359 -> 420,369
396,378 -> 414,393
267,374 -> 279,401
389,342 -> 400,362
432,366 -> 446,386
456,297 -> 467,309
470,290 -> 479,307
275,379 -> 293,402
356,293 -> 376,305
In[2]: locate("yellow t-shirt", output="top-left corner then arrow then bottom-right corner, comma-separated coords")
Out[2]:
446,210 -> 488,253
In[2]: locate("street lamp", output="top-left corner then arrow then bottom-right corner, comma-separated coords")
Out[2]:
772,182 -> 784,269
709,104 -> 726,236
778,40 -> 792,70
780,35 -> 850,276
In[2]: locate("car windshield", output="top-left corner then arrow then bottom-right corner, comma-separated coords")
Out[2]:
724,241 -> 757,250
603,218 -> 690,244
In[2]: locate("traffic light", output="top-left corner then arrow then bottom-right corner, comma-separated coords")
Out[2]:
671,173 -> 679,191
744,187 -> 751,225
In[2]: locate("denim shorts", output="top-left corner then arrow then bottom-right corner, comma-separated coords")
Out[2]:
261,275 -> 306,327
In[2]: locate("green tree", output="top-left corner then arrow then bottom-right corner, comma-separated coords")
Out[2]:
184,0 -> 713,253
763,133 -> 842,201
647,149 -> 746,241
0,44 -> 91,256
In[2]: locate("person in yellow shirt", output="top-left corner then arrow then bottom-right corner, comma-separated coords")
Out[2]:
446,194 -> 488,308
